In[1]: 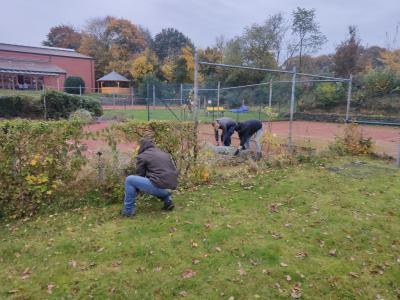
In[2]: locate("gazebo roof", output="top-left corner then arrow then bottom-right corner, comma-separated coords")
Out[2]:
97,71 -> 129,82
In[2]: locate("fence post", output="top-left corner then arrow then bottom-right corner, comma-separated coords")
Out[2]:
288,66 -> 296,150
79,85 -> 82,97
193,50 -> 199,160
269,78 -> 273,108
397,144 -> 400,168
131,86 -> 134,106
217,81 -> 220,108
180,83 -> 183,106
152,84 -> 156,107
43,85 -> 47,120
345,74 -> 353,122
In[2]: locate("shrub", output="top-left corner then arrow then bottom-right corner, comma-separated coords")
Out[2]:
329,124 -> 374,155
64,76 -> 85,94
70,109 -> 93,123
0,119 -> 86,218
362,69 -> 398,97
106,121 -> 197,178
313,82 -> 345,108
43,90 -> 102,119
0,95 -> 42,118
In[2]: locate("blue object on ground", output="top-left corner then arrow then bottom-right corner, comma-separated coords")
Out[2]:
230,105 -> 249,113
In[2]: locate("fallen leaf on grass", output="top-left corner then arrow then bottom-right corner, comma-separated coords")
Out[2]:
271,232 -> 282,239
97,247 -> 104,253
329,249 -> 337,256
349,272 -> 359,278
192,259 -> 200,265
169,227 -> 177,233
8,289 -> 18,294
228,297 -> 235,300
319,240 -> 325,248
215,247 -> 222,252
69,260 -> 77,268
204,223 -> 213,230
21,267 -> 31,280
280,262 -> 288,267
291,282 -> 302,298
269,203 -> 282,213
295,251 -> 308,260
178,291 -> 188,297
15,252 -> 21,258
47,284 -> 56,294
286,275 -> 292,281
182,269 -> 196,279
154,266 -> 162,272
238,268 -> 247,276
191,241 -> 198,248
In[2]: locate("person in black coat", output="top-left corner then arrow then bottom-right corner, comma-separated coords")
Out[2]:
234,119 -> 263,156
212,117 -> 237,146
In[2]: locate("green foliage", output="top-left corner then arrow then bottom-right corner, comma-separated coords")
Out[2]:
329,124 -> 374,155
0,95 -> 42,118
64,76 -> 85,94
43,90 -> 102,119
69,109 -> 93,123
110,121 -> 197,178
0,119 -> 86,218
362,69 -> 399,97
313,82 -> 345,108
153,28 -> 193,61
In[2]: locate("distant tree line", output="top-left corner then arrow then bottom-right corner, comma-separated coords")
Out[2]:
43,9 -> 400,111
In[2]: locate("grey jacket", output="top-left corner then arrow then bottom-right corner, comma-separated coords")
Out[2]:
136,139 -> 179,189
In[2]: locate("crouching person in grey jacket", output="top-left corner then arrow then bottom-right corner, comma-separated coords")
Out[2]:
121,138 -> 179,218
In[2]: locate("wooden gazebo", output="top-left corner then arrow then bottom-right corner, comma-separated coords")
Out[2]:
97,71 -> 131,95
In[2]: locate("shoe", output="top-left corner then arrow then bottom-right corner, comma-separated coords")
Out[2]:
120,209 -> 136,218
162,200 -> 175,211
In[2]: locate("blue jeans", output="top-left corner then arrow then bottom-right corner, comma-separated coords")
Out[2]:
123,175 -> 171,214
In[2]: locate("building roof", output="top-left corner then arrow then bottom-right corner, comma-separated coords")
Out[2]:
0,43 -> 93,59
97,71 -> 130,82
0,58 -> 66,75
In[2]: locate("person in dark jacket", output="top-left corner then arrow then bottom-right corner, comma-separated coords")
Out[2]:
121,138 -> 179,217
212,117 -> 237,146
234,119 -> 263,156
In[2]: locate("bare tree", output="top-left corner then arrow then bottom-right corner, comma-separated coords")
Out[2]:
289,7 -> 327,71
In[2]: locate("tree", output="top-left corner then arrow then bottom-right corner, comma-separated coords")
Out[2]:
64,76 -> 85,94
105,18 -> 146,55
79,17 -> 146,78
242,13 -> 287,67
43,25 -> 81,49
379,49 -> 400,73
153,28 -> 193,60
290,7 -> 327,71
161,56 -> 175,82
333,26 -> 364,77
79,17 -> 113,78
130,49 -> 158,81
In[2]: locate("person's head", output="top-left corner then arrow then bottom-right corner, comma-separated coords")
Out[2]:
235,122 -> 243,132
138,138 -> 155,154
212,121 -> 220,129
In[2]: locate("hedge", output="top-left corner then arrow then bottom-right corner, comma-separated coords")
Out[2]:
0,90 -> 102,119
0,119 -> 200,219
0,119 -> 86,218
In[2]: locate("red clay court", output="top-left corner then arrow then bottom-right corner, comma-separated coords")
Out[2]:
83,121 -> 400,158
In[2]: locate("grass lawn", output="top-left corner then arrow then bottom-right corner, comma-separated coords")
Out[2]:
102,108 -> 270,122
1,157 -> 399,299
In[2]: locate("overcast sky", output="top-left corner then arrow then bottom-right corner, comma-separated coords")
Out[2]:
0,0 -> 399,54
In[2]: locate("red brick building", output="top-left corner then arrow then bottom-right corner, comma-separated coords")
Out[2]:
0,43 -> 95,92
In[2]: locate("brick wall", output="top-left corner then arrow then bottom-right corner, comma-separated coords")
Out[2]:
0,50 -> 95,91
